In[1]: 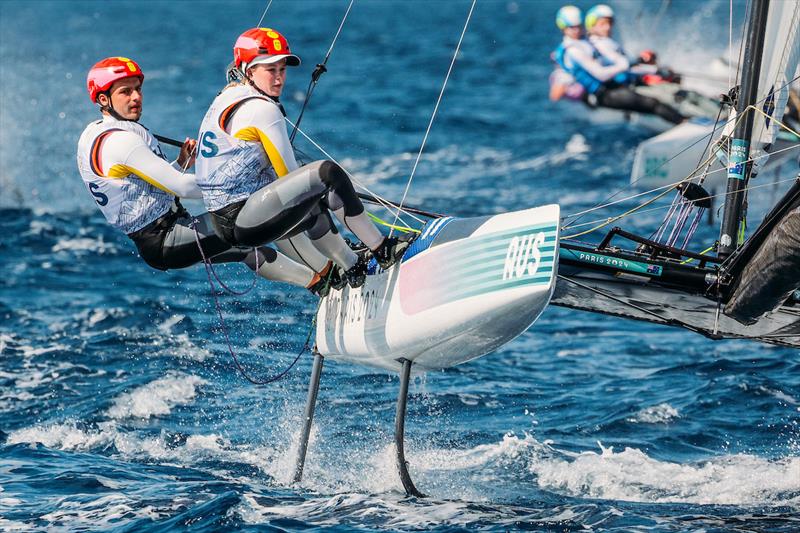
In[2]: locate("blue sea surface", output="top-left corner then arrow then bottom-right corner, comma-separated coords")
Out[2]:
1,0 -> 798,531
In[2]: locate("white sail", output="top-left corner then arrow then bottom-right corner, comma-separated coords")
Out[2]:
750,0 -> 800,173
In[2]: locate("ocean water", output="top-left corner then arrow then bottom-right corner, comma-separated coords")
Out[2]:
1,0 -> 799,531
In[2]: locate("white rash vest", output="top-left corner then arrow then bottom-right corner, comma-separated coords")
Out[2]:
195,83 -> 298,212
76,116 -> 201,234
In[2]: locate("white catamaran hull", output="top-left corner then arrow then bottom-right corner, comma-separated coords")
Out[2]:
315,205 -> 561,371
631,119 -> 799,190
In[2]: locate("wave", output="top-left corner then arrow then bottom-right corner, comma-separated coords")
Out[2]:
627,403 -> 680,424
533,440 -> 800,506
106,372 -> 207,420
51,237 -> 118,255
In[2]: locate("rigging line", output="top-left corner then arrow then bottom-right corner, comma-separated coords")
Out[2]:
322,0 -> 354,60
561,105 -> 749,228
562,173 -> 800,237
562,150 -> 720,222
191,221 -> 258,296
561,71 -> 800,229
747,104 -> 800,139
562,139 -> 800,227
693,104 -> 725,182
285,117 -> 425,226
730,0 -> 749,92
565,162 -> 800,233
560,184 -> 678,240
286,117 -> 424,226
192,221 -> 316,386
389,0 -> 476,237
759,332 -> 800,340
562,137 -> 727,228
256,0 -> 273,27
289,0 -> 355,143
651,0 -> 671,36
556,275 -> 717,338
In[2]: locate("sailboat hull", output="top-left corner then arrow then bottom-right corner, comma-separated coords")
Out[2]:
552,244 -> 800,348
315,205 -> 561,371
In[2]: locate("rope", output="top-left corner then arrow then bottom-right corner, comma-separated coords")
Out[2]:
561,183 -> 678,240
747,104 -> 800,139
285,117 -> 426,227
561,97 -> 800,236
390,0 -> 476,237
728,0 -> 733,89
561,72 -> 800,229
557,275 -> 714,338
322,0 -> 354,61
680,245 -> 715,264
191,220 -> 316,385
367,212 -> 421,234
256,0 -> 273,27
561,172 -> 797,235
289,0 -> 355,143
191,221 -> 258,296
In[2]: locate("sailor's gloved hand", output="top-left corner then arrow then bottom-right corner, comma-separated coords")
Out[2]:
638,49 -> 657,65
641,74 -> 667,86
177,137 -> 197,170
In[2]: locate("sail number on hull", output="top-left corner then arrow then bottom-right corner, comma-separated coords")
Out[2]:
503,232 -> 546,280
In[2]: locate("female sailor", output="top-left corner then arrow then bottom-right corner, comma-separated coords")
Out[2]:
195,28 -> 409,288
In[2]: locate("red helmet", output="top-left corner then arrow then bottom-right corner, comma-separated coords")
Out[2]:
86,57 -> 144,103
233,28 -> 301,71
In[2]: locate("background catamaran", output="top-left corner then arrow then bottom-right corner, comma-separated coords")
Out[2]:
630,0 -> 800,189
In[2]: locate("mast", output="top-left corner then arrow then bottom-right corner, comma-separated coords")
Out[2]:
718,0 -> 770,258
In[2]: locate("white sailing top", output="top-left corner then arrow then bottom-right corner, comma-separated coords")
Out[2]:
76,116 -> 201,234
195,83 -> 299,212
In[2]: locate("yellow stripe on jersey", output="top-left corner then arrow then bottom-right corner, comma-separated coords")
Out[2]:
233,126 -> 289,177
106,164 -> 178,196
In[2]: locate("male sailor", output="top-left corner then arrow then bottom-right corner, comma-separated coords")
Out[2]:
553,5 -> 684,124
77,57 -> 324,293
195,27 -> 409,289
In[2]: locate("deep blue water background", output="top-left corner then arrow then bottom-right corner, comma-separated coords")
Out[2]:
1,0 -> 798,531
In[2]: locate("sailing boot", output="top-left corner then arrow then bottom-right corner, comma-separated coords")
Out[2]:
373,235 -> 413,270
307,276 -> 331,298
327,263 -> 347,290
307,261 -> 335,298
342,251 -> 369,288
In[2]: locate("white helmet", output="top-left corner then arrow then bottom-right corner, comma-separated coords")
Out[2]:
585,4 -> 614,30
555,5 -> 583,30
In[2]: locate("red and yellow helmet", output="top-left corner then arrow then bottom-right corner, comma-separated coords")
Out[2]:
87,57 -> 144,103
233,28 -> 301,71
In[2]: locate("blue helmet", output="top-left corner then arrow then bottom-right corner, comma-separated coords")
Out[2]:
556,5 -> 583,30
585,4 -> 615,30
